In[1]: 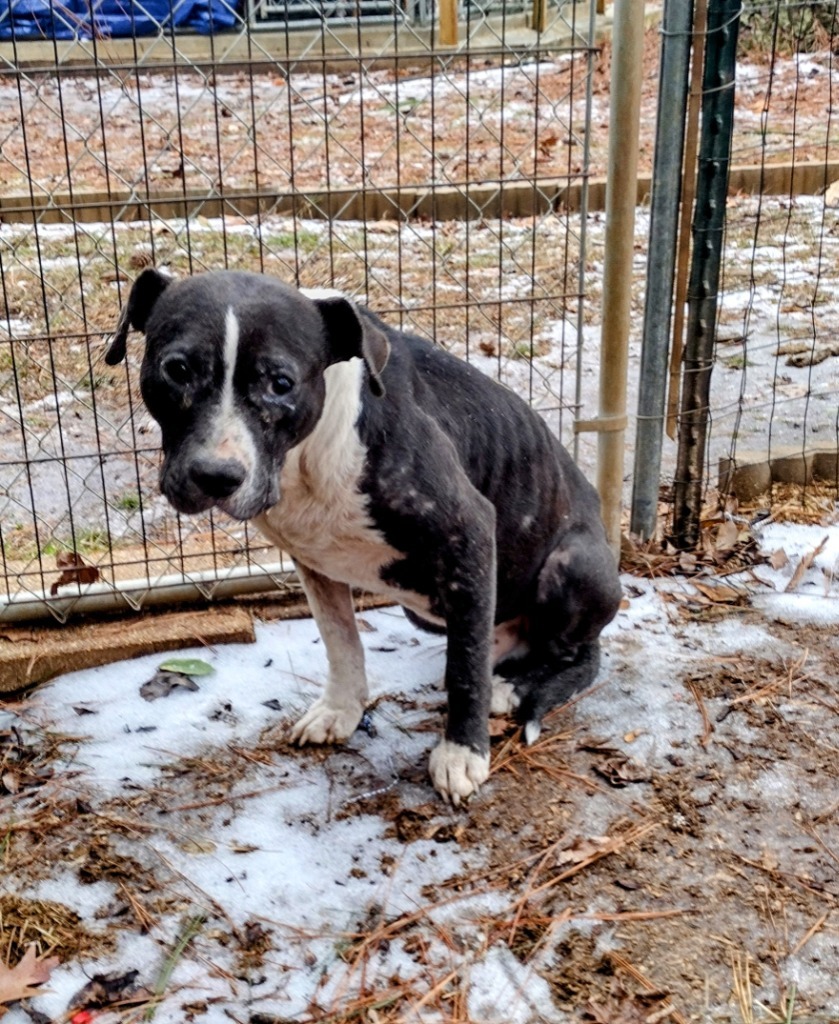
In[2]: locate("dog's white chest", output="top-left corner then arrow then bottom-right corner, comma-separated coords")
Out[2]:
253,359 -> 401,591
257,450 -> 398,589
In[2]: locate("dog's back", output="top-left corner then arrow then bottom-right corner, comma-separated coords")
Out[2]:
353,308 -> 607,607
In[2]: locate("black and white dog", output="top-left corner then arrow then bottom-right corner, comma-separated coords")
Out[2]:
107,269 -> 622,804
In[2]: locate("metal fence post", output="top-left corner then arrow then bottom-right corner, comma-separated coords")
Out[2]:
672,0 -> 741,549
595,0 -> 647,557
630,0 -> 694,540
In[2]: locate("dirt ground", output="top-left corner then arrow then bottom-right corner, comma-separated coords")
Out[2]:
0,27 -> 835,198
3,522 -> 839,1022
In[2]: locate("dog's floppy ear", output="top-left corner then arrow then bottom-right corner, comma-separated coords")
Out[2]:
312,295 -> 390,398
105,268 -> 172,366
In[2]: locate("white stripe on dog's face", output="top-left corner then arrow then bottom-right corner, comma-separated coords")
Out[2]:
222,306 -> 240,418
184,305 -> 264,518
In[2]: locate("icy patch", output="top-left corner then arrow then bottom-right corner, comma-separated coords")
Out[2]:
467,944 -> 563,1024
755,592 -> 839,628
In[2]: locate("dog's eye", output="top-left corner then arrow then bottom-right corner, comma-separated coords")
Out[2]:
267,373 -> 294,397
162,355 -> 192,387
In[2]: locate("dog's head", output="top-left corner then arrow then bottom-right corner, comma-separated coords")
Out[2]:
106,269 -> 389,520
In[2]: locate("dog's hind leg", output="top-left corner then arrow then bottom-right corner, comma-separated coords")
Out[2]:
501,527 -> 621,743
510,641 -> 601,745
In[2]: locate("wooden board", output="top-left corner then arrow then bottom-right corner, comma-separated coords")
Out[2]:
0,606 -> 255,694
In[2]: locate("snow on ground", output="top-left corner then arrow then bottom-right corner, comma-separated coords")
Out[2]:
3,521 -> 839,1021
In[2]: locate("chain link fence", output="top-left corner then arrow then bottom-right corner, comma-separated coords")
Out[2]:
708,1 -> 839,506
0,0 -> 603,622
627,0 -> 839,544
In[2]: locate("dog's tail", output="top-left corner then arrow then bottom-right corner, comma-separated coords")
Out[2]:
513,641 -> 601,744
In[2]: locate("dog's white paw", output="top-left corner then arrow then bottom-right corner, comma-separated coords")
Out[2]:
290,698 -> 364,746
428,739 -> 490,805
490,676 -> 520,716
524,719 -> 542,746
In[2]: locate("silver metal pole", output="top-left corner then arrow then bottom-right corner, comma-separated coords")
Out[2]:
630,0 -> 695,539
0,564 -> 292,625
573,0 -> 599,464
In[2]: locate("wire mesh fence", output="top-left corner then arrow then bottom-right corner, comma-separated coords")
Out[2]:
4,0 -> 836,624
628,0 -> 839,544
700,0 -> 838,513
0,0 -> 602,622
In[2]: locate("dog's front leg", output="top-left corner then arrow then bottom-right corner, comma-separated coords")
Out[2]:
290,561 -> 368,745
428,514 -> 496,806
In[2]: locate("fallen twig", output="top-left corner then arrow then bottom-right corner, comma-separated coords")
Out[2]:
582,907 -> 691,923
686,681 -> 714,746
608,951 -> 688,1024
785,535 -> 829,593
508,821 -> 660,917
162,781 -> 291,814
731,853 -> 837,903
790,911 -> 830,957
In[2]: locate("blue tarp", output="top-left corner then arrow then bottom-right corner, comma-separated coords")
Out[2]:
0,0 -> 240,39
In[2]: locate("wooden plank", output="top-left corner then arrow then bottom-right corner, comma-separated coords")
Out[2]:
0,605 -> 255,693
1,162 -> 836,229
531,0 -> 548,34
438,0 -> 458,46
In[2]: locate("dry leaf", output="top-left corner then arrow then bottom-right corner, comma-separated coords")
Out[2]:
488,717 -> 512,737
785,535 -> 829,593
0,944 -> 58,1005
592,754 -> 651,787
128,247 -> 154,270
692,581 -> 749,605
556,835 -> 611,866
714,520 -> 739,553
538,131 -> 560,157
50,552 -> 100,596
393,805 -> 441,843
178,837 -> 217,855
769,548 -> 789,570
1,772 -> 19,795
70,969 -> 147,1012
139,670 -> 200,702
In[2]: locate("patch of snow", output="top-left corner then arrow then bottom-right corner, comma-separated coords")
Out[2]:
466,944 -> 563,1024
755,592 -> 839,627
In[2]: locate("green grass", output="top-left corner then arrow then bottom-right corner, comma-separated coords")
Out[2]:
76,528 -> 109,554
115,492 -> 141,512
265,228 -> 322,253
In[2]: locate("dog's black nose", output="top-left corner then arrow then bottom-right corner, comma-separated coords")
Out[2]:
189,457 -> 247,499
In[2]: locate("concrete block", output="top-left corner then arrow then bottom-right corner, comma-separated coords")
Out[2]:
719,445 -> 839,500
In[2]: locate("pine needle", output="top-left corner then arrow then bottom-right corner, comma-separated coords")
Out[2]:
143,913 -> 205,1021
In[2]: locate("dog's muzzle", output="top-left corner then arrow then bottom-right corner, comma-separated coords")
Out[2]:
162,452 -> 279,521
188,455 -> 248,500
